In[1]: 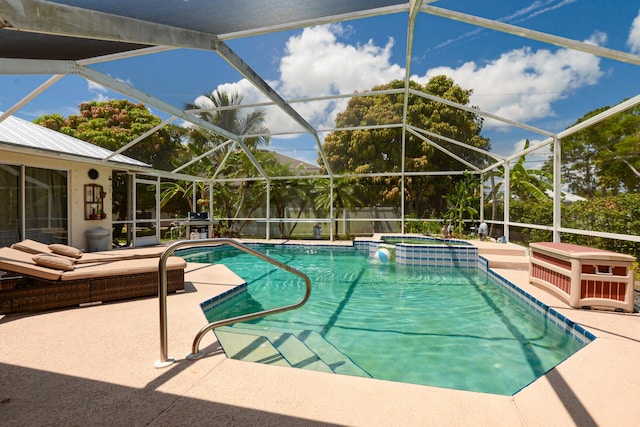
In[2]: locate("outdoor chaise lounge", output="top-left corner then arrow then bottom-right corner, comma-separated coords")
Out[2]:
0,246 -> 186,314
10,239 -> 167,263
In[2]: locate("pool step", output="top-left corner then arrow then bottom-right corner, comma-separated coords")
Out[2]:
215,326 -> 332,372
480,254 -> 530,271
215,324 -> 370,378
212,329 -> 291,367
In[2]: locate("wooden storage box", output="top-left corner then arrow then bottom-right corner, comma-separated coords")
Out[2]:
529,242 -> 636,313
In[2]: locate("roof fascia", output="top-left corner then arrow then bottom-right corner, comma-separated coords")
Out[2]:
0,141 -> 154,173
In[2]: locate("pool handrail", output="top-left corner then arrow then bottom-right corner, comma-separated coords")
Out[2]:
155,238 -> 312,368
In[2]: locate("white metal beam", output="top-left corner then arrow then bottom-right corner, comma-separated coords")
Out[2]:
172,139 -> 234,174
218,4 -> 410,40
408,88 -> 556,138
213,40 -> 333,177
0,0 -> 216,51
557,93 -> 640,140
406,127 -> 481,172
104,116 -> 178,161
0,58 -> 75,75
407,124 -> 503,161
73,65 -> 268,179
423,5 -> 640,66
0,74 -> 63,123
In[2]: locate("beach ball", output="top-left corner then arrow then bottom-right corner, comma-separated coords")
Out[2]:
376,248 -> 391,263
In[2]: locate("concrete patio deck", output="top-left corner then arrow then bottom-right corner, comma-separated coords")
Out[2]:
1,240 -> 639,426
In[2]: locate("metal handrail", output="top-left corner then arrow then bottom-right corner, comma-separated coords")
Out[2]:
154,238 -> 312,368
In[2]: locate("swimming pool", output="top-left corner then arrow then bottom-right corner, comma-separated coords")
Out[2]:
180,243 -> 593,395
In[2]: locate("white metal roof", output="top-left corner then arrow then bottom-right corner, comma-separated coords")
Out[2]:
0,113 -> 150,167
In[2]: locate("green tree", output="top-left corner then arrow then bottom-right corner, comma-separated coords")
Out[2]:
320,76 -> 490,216
34,99 -> 189,171
549,104 -> 640,197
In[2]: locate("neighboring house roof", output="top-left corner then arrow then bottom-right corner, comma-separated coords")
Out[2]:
260,150 -> 322,175
545,189 -> 587,203
0,113 -> 150,168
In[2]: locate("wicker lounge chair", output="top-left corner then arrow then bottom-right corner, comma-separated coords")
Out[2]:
0,247 -> 185,314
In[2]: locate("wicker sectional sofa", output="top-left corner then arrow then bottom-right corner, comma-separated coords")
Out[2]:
0,245 -> 186,314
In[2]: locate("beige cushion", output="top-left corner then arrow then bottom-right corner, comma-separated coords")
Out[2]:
0,247 -> 63,281
11,239 -> 51,254
61,256 -> 186,281
32,254 -> 75,271
49,243 -> 83,259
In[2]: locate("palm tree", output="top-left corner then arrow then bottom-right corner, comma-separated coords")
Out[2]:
185,89 -> 270,165
312,178 -> 364,239
161,89 -> 272,230
265,157 -> 312,238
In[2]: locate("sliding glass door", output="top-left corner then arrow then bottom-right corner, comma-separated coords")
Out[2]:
0,164 -> 20,247
0,164 -> 68,247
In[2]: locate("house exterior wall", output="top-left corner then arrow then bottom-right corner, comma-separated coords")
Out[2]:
2,151 -> 112,250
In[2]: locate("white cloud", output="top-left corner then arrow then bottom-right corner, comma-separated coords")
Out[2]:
87,78 -> 134,103
419,40 -> 603,126
87,81 -> 109,102
201,24 -> 404,135
277,24 -> 403,99
627,9 -> 640,53
196,24 -> 603,147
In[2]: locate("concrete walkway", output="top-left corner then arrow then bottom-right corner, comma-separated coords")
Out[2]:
1,241 -> 639,426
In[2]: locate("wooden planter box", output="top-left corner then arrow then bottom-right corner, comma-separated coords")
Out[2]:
529,242 -> 636,313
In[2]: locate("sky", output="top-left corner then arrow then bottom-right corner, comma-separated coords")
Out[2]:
2,0 -> 640,168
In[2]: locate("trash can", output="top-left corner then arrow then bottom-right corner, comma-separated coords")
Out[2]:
86,227 -> 111,252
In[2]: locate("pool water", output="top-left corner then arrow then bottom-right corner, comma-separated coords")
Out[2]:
181,244 -> 589,395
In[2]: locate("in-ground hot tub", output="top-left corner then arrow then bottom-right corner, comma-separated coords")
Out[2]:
529,242 -> 637,313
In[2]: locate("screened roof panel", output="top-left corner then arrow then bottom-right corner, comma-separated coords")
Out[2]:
52,0 -> 406,35
0,0 -> 406,62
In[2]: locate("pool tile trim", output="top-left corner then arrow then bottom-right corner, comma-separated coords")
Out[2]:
200,282 -> 248,317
